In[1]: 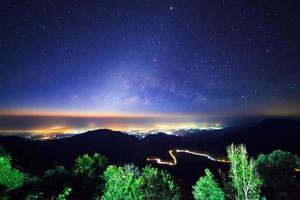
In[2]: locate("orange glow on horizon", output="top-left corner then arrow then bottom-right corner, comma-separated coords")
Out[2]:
0,126 -> 74,135
0,108 -> 199,119
0,109 -> 223,136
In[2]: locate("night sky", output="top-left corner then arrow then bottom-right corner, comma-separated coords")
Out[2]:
1,1 -> 300,132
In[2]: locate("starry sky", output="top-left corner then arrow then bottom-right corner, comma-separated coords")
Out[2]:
0,0 -> 300,130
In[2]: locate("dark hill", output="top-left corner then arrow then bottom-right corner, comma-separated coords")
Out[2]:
0,118 -> 300,199
0,118 -> 299,182
212,118 -> 300,155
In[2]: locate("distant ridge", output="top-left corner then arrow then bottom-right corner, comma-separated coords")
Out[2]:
213,118 -> 300,155
70,128 -> 135,141
0,118 -> 299,169
254,118 -> 300,128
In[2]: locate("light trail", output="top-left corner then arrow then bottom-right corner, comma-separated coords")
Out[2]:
175,149 -> 230,163
147,149 -> 230,166
147,149 -> 300,173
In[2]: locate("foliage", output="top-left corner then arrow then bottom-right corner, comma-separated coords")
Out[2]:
101,164 -> 144,200
57,186 -> 72,200
24,191 -> 43,200
41,165 -> 70,199
11,166 -> 70,200
0,146 -> 7,156
227,144 -> 262,200
11,175 -> 43,200
72,153 -> 108,199
141,165 -> 181,200
3,144 -> 300,200
0,155 -> 26,192
101,164 -> 180,200
256,150 -> 300,199
44,165 -> 67,178
73,153 -> 108,178
192,169 -> 225,200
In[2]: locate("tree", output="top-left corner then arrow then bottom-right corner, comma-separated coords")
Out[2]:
42,165 -> 70,199
57,186 -> 72,200
73,153 -> 108,178
21,176 -> 43,200
192,169 -> 225,200
0,146 -> 7,156
101,164 -> 180,200
227,144 -> 262,200
0,155 -> 26,192
101,164 -> 144,200
72,153 -> 108,199
12,165 -> 70,200
141,165 -> 180,200
256,150 -> 300,200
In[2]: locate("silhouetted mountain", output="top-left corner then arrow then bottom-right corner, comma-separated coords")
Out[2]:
214,118 -> 300,155
59,129 -> 140,162
0,118 -> 299,199
0,118 -> 299,168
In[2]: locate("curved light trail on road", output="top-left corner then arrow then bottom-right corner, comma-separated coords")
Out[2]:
147,149 -> 230,166
147,149 -> 300,173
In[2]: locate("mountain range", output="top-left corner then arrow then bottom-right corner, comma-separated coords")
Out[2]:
0,118 -> 299,198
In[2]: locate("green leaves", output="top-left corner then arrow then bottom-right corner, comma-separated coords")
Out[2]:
0,155 -> 26,192
256,150 -> 300,199
4,144 -> 299,200
57,186 -> 72,200
227,144 -> 262,200
256,150 -> 300,170
192,169 -> 225,200
141,166 -> 181,200
101,164 -> 144,200
101,164 -> 180,200
73,153 -> 108,178
72,153 -> 109,199
192,144 -> 264,200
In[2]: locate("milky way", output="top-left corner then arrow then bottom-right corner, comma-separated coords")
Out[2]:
1,0 -> 299,118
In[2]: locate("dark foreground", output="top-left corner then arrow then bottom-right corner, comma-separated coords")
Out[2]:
0,118 -> 300,199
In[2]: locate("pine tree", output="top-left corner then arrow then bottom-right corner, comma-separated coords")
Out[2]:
192,169 -> 225,200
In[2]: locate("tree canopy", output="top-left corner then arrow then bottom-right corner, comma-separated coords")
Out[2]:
1,145 -> 300,200
227,144 -> 262,200
192,168 -> 224,200
101,164 -> 180,200
57,186 -> 72,200
0,155 -> 26,192
72,153 -> 109,199
256,150 -> 300,200
0,146 -> 7,156
41,165 -> 70,199
72,153 -> 108,178
101,164 -> 144,200
141,166 -> 180,200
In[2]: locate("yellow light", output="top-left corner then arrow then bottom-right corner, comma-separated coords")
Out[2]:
147,149 -> 230,166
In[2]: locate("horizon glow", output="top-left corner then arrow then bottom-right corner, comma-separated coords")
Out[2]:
1,1 -> 299,136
